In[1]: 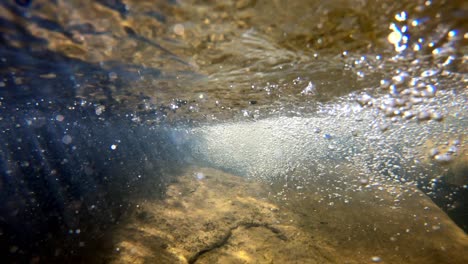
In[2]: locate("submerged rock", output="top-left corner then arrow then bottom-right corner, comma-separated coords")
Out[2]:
91,167 -> 468,264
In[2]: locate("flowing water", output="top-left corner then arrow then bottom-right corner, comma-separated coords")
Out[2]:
0,0 -> 467,263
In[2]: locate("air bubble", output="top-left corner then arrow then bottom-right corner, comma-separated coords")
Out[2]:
429,148 -> 439,157
410,97 -> 423,104
392,72 -> 409,85
301,81 -> 316,95
395,11 -> 407,21
421,70 -> 438,78
389,84 -> 398,95
196,172 -> 205,180
62,135 -> 72,145
357,94 -> 372,106
448,30 -> 458,39
384,107 -> 397,117
384,98 -> 396,107
380,79 -> 390,88
447,146 -> 458,154
402,111 -> 415,119
359,178 -> 369,186
108,72 -> 118,81
395,98 -> 407,106
379,123 -> 390,132
417,111 -> 431,121
55,115 -> 64,122
173,23 -> 185,36
95,105 -> 105,115
431,112 -> 443,121
434,153 -> 453,164
426,85 -> 437,96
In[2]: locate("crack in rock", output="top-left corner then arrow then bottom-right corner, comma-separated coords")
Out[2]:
188,222 -> 287,264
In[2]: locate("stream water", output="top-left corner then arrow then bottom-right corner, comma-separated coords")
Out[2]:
0,0 -> 467,263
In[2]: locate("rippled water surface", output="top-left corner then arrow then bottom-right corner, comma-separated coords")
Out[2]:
0,0 -> 467,263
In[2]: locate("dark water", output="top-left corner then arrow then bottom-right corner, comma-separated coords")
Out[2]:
0,0 -> 467,263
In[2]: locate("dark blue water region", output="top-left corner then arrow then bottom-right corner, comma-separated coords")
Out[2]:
0,1 -> 195,260
0,28 -> 187,264
0,101 -> 188,262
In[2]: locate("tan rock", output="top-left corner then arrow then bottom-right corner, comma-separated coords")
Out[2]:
90,166 -> 467,264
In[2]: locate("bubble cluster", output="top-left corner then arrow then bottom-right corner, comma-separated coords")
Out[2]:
356,66 -> 449,128
430,139 -> 461,164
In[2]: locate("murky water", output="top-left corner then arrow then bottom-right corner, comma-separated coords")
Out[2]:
0,0 -> 467,263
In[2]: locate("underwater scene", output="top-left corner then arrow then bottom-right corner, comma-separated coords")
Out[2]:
0,0 -> 467,263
